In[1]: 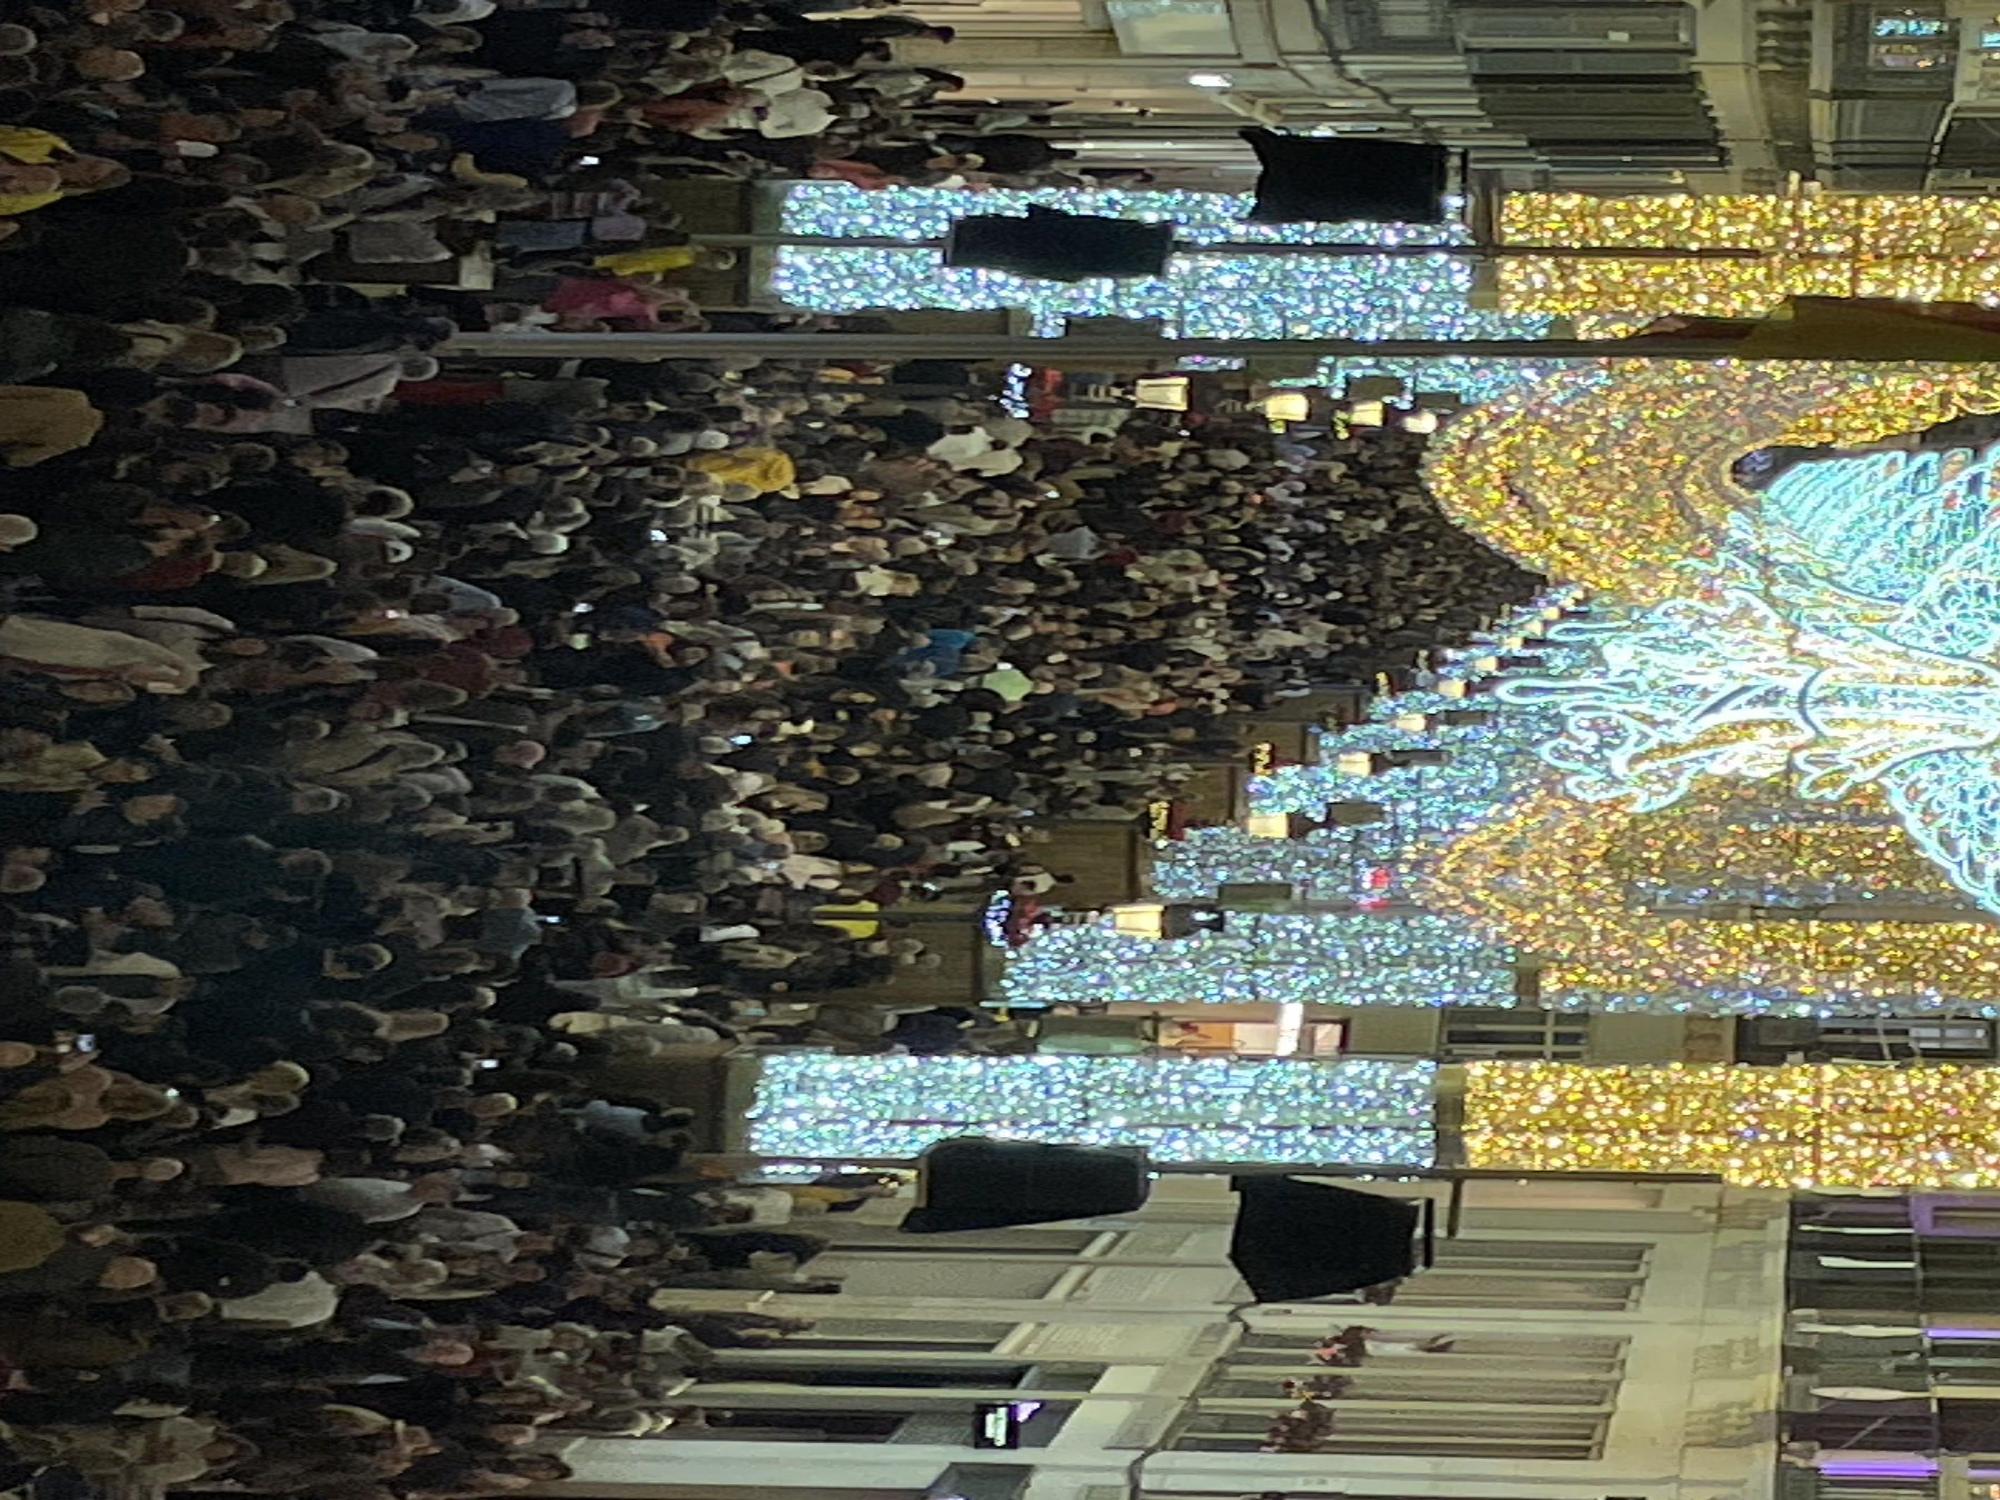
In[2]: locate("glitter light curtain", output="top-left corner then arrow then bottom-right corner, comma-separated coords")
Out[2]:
770,183 -> 1564,401
746,1054 -> 1439,1165
749,1054 -> 2000,1185
1461,1062 -> 2000,1188
993,913 -> 1520,1011
772,189 -> 2000,397
1499,193 -> 2000,326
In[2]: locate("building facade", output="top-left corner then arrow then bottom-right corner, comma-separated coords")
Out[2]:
556,1174 -> 1789,1500
1780,1190 -> 2000,1500
882,0 -> 2000,191
893,0 -> 1773,189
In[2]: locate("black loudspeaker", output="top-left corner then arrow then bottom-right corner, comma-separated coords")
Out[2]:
1229,1175 -> 1421,1302
901,1137 -> 1152,1232
1240,128 -> 1450,225
946,208 -> 1176,283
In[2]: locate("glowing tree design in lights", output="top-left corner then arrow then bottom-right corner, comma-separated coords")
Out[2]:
1509,580 -> 1993,796
1426,362 -> 2000,924
1490,448 -> 2000,916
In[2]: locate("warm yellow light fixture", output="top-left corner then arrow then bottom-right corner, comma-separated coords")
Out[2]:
1420,784 -> 2000,1003
1463,1061 -> 2000,1188
1423,360 -> 2000,600
1498,193 -> 2000,319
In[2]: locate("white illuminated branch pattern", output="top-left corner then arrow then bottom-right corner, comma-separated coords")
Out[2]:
1499,439 -> 2000,915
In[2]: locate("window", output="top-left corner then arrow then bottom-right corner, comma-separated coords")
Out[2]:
1237,1331 -> 1629,1363
1741,1016 -> 1997,1064
678,1401 -> 1079,1447
704,1356 -> 1103,1394
1819,1018 -> 1994,1061
1205,1368 -> 1620,1404
1222,1336 -> 1626,1399
1787,1407 -> 1937,1452
1875,12 -> 1950,35
688,1408 -> 911,1442
1161,1017 -> 1348,1060
705,1361 -> 1038,1390
1872,41 -> 1951,65
1442,1007 -> 1588,1061
1920,1200 -> 2000,1236
1456,3 -> 1692,47
794,1318 -> 1019,1353
819,1228 -> 1107,1256
819,1257 -> 1069,1301
1104,0 -> 1235,56
1797,1197 -> 1914,1231
1184,1331 -> 1625,1460
1925,1334 -> 2000,1386
1171,1403 -> 1609,1459
1433,1240 -> 1647,1271
1459,1179 -> 1665,1213
1790,1224 -> 1922,1313
1395,1240 -> 1649,1312
1917,1239 -> 2000,1313
1870,6 -> 1955,66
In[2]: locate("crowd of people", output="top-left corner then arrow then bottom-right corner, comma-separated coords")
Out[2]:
0,0 -> 1538,1489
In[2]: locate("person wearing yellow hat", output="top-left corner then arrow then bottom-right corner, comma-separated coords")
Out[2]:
0,127 -> 128,217
688,446 -> 797,495
591,243 -> 699,277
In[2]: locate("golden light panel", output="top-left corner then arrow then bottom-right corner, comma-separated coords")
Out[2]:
1419,785 -> 2000,1004
1463,1062 -> 2000,1188
1421,360 -> 2000,600
1499,193 -> 2000,319
1595,782 -> 1957,900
